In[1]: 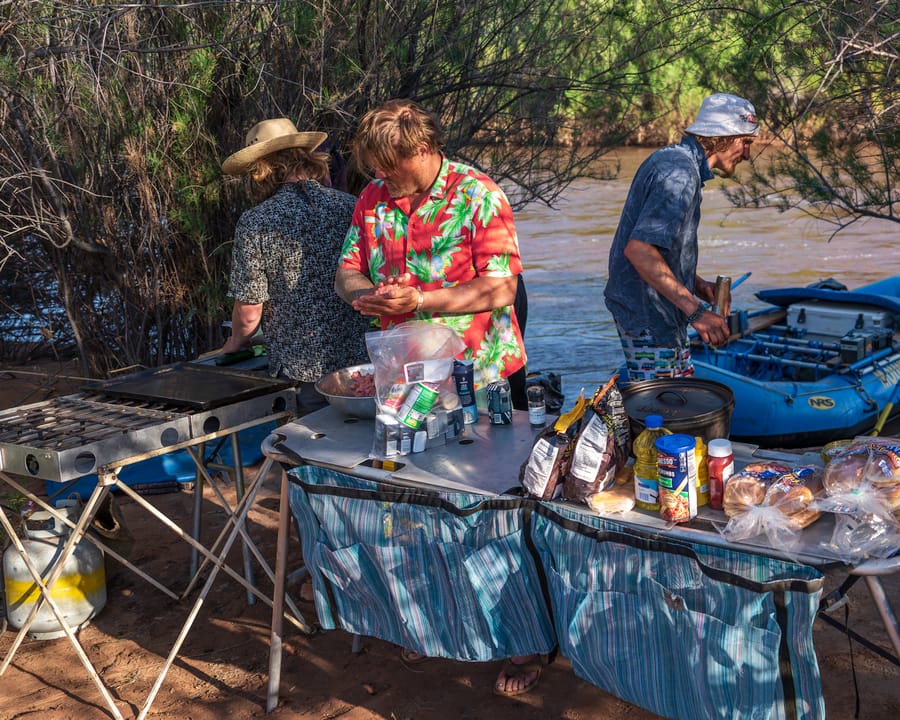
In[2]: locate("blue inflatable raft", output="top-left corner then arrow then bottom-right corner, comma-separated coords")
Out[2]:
691,277 -> 900,448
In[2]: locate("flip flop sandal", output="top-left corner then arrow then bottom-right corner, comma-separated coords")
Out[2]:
399,647 -> 430,667
493,655 -> 546,697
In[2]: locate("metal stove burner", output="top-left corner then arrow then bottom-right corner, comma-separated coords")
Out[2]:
0,395 -> 192,483
0,380 -> 295,483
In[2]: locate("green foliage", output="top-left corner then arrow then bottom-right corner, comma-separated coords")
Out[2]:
0,0 -> 895,372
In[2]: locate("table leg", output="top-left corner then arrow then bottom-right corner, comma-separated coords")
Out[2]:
190,440 -> 206,578
864,575 -> 900,663
231,430 -> 256,605
266,463 -> 291,712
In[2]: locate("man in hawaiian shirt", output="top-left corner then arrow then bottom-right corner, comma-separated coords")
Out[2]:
335,98 -> 528,409
335,99 -> 539,694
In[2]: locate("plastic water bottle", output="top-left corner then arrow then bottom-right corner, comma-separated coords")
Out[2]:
632,415 -> 671,511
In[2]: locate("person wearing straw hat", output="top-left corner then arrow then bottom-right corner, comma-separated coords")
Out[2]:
604,92 -> 760,380
221,118 -> 370,414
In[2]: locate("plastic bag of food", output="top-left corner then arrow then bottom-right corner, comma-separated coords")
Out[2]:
822,512 -> 900,563
721,462 -> 790,517
364,322 -> 466,458
563,377 -> 631,502
365,321 -> 465,406
586,484 -> 636,515
813,437 -> 900,561
721,464 -> 822,551
563,411 -> 616,501
519,392 -> 589,500
821,437 -> 900,496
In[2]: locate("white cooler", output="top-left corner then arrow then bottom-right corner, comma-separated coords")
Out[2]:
786,301 -> 893,337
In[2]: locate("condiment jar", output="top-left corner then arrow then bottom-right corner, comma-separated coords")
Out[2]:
707,438 -> 735,510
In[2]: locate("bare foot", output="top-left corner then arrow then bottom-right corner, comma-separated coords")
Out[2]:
494,654 -> 544,696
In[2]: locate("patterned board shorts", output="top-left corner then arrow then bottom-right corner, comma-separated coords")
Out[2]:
617,327 -> 695,381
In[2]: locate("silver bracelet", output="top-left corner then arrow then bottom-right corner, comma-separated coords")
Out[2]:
415,287 -> 425,312
685,303 -> 706,324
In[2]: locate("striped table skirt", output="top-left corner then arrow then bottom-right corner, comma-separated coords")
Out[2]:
288,465 -> 824,720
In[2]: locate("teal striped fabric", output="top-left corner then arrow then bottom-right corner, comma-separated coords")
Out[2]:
288,466 -> 824,719
536,504 -> 825,720
288,465 -> 556,660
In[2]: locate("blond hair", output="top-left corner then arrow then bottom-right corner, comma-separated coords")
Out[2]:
687,133 -> 747,155
352,99 -> 444,174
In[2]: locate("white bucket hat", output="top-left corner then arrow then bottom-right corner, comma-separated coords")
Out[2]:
684,93 -> 759,137
222,118 -> 327,175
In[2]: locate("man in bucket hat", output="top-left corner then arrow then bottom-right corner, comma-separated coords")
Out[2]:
221,118 -> 370,413
604,92 -> 760,380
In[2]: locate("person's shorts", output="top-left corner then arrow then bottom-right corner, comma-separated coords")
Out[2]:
616,326 -> 694,381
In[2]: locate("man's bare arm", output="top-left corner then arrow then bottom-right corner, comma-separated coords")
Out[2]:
335,267 -> 376,304
624,240 -> 699,316
623,239 -> 728,346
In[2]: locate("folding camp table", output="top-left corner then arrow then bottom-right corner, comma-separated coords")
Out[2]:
263,406 -> 900,718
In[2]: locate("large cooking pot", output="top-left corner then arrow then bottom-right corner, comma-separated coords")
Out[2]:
620,378 -> 734,443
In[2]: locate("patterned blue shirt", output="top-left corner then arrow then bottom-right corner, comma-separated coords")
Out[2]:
604,136 -> 714,346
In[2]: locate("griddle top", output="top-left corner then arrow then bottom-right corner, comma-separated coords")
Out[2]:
82,363 -> 293,410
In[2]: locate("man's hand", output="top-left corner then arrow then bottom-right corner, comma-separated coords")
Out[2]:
343,272 -> 517,318
691,309 -> 730,347
335,267 -> 377,304
694,276 -> 717,304
353,273 -> 419,315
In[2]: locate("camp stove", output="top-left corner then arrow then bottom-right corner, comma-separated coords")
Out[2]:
0,362 -> 295,482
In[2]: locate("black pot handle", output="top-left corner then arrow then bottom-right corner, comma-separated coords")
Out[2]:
656,389 -> 688,407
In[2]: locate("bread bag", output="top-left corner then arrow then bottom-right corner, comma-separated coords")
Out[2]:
814,437 -> 900,561
721,463 -> 822,549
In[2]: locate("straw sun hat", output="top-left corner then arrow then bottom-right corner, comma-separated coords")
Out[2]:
221,118 -> 327,175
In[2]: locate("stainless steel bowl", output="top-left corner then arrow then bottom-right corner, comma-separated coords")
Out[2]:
315,363 -> 377,418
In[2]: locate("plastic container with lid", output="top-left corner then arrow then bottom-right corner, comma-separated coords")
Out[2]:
632,414 -> 671,511
707,438 -> 735,510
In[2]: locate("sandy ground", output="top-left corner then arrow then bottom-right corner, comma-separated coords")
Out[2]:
0,359 -> 898,720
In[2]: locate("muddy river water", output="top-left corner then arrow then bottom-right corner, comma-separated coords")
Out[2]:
514,147 -> 900,404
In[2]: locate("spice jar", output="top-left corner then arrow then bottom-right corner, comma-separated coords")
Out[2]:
526,385 -> 546,427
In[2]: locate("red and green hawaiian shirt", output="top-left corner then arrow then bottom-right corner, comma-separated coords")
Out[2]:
340,156 -> 526,388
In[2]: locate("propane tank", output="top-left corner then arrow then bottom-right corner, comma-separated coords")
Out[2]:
3,502 -> 106,640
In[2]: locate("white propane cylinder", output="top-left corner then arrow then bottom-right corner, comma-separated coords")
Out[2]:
3,504 -> 107,640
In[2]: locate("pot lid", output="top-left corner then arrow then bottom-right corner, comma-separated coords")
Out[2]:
620,378 -> 734,424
